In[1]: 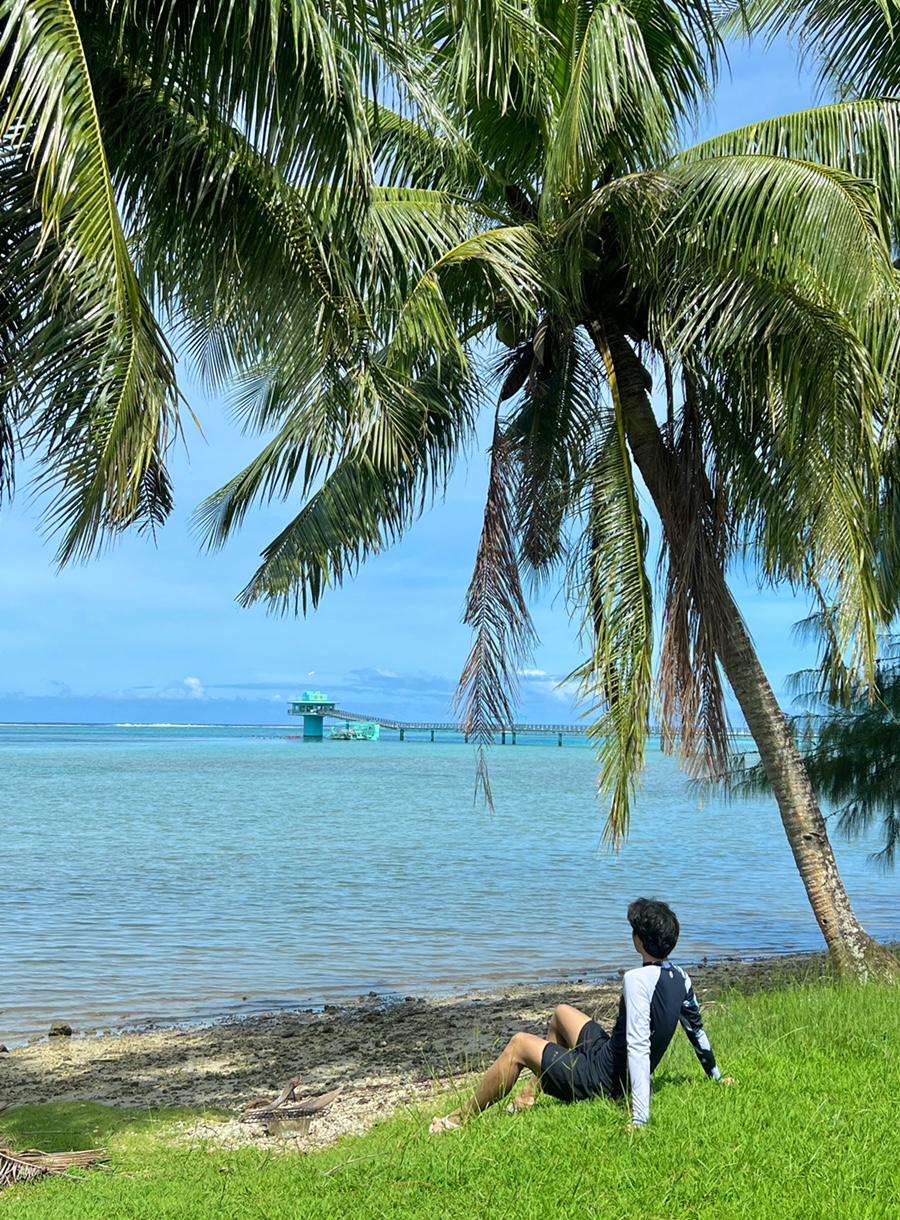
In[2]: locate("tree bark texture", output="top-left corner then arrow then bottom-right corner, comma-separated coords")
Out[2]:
590,317 -> 895,981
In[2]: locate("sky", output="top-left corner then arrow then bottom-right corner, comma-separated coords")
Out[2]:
0,35 -> 824,727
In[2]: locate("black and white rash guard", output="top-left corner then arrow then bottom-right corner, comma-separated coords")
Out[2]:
617,961 -> 721,1125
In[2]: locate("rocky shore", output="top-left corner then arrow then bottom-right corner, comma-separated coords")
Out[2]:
1,952 -> 832,1149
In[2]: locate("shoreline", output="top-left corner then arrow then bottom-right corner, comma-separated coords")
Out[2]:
0,949 -> 823,1053
1,949 -> 834,1148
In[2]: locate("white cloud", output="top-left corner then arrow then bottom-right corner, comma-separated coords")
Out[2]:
143,677 -> 208,700
520,676 -> 581,708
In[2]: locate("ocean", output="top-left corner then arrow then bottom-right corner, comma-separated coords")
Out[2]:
2,723 -> 897,1046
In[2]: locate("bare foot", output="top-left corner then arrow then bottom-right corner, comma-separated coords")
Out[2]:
507,1086 -> 537,1113
430,1111 -> 463,1133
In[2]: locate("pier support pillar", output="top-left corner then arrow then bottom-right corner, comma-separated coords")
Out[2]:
303,714 -> 325,740
400,728 -> 405,741
430,729 -> 434,742
512,730 -> 517,745
557,732 -> 563,747
501,730 -> 506,745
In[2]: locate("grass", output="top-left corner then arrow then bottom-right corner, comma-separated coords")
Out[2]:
2,981 -> 898,1218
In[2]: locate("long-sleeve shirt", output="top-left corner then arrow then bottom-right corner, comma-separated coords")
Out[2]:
610,961 -> 721,1125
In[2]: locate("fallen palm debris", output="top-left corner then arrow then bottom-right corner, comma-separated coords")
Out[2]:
0,1145 -> 107,1189
238,1076 -> 343,1136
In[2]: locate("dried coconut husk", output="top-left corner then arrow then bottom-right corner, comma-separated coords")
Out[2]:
0,1146 -> 107,1188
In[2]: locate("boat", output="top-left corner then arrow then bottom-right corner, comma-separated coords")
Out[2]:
329,721 -> 380,741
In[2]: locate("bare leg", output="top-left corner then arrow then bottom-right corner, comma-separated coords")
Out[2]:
510,1004 -> 594,1111
546,1004 -> 593,1048
430,1032 -> 548,1130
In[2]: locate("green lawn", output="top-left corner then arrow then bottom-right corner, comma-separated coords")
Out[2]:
2,982 -> 898,1218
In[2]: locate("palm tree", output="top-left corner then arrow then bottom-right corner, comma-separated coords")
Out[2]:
4,2 -> 899,978
191,2 -> 900,979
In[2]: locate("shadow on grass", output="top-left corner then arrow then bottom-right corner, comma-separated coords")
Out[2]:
0,1100 -> 199,1153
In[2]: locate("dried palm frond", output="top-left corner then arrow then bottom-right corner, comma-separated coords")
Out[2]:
507,329 -> 600,585
454,410 -> 537,806
0,1146 -> 106,1189
656,365 -> 734,781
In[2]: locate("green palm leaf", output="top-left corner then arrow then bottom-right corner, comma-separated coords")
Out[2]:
544,0 -> 674,199
727,0 -> 900,100
88,0 -> 377,197
678,100 -> 900,234
571,319 -> 654,844
196,354 -> 476,610
0,0 -> 180,558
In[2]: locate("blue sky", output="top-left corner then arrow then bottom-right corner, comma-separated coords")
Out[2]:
0,35 -> 824,727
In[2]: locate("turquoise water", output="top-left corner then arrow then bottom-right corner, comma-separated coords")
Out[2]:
2,724 -> 898,1045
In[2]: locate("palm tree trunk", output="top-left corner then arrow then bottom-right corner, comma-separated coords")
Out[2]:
592,317 -> 895,981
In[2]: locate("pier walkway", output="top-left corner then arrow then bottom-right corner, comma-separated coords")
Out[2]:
332,708 -> 584,744
329,710 -> 752,745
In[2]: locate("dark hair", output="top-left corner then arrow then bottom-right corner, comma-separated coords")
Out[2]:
627,898 -> 680,959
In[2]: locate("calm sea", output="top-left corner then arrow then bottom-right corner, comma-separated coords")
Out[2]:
2,723 -> 897,1046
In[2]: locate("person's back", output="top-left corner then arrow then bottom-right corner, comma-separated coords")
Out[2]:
601,957 -> 722,1124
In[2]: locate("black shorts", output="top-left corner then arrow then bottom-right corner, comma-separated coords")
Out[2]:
539,1020 -> 611,1103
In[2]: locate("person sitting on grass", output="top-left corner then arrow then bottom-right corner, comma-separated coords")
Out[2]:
431,897 -> 733,1133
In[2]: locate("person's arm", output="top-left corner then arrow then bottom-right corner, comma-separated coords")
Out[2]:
679,981 -> 723,1081
623,971 -> 653,1126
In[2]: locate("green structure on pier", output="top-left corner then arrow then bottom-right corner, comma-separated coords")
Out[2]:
288,691 -> 337,739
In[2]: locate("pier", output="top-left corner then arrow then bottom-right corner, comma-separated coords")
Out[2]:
288,691 -> 582,742
289,692 -> 752,744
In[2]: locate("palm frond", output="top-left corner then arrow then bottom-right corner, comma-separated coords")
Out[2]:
661,155 -> 895,318
0,0 -> 180,557
388,223 -> 546,363
571,319 -> 654,846
0,143 -> 47,498
453,413 -> 538,806
362,187 -> 481,310
368,99 -> 484,193
544,0 -> 674,200
0,1144 -> 106,1187
501,327 -> 601,586
95,72 -> 363,388
83,0 -> 378,203
677,99 -> 900,236
655,364 -> 735,780
197,354 -> 476,611
650,267 -> 888,686
425,0 -> 546,113
727,0 -> 900,100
